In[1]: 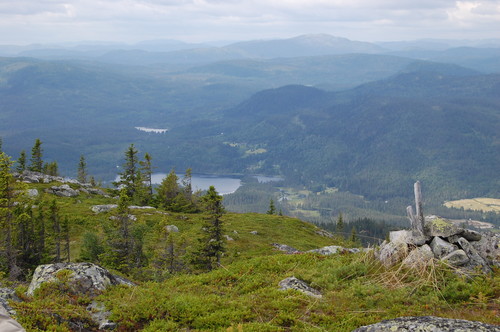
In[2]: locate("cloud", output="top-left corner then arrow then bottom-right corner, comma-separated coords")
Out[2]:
0,0 -> 499,44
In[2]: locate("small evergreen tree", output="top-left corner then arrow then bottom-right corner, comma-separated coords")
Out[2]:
140,153 -> 154,200
16,150 -> 26,173
191,186 -> 226,271
43,161 -> 58,176
29,138 -> 43,172
79,232 -> 104,263
77,155 -> 87,183
336,212 -> 344,237
267,199 -> 276,215
48,199 -> 61,263
156,169 -> 179,210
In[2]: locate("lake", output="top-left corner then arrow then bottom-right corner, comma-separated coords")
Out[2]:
149,173 -> 283,195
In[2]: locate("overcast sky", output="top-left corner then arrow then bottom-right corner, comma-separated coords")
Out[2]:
1,0 -> 499,45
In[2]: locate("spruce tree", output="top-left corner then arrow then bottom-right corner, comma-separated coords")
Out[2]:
16,150 -> 26,173
267,199 -> 276,215
336,212 -> 344,237
140,153 -> 154,199
77,155 -> 87,183
29,138 -> 43,172
191,186 -> 226,271
156,169 -> 179,210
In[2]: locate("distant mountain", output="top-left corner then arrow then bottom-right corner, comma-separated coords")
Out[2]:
220,70 -> 500,200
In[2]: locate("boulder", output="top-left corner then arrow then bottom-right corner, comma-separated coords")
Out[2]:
272,243 -> 301,254
91,205 -> 118,213
470,232 -> 499,267
87,301 -> 117,330
224,235 -> 234,241
166,225 -> 179,233
129,205 -> 156,210
250,231 -> 258,235
353,316 -> 500,331
441,249 -> 470,267
46,184 -> 79,197
459,229 -> 482,242
402,244 -> 434,269
0,288 -> 21,317
390,230 -> 428,246
278,277 -> 322,298
308,245 -> 344,255
27,189 -> 39,198
377,241 -> 408,267
457,238 -> 492,273
424,216 -> 461,238
27,263 -> 134,297
430,237 -> 457,259
87,188 -> 107,196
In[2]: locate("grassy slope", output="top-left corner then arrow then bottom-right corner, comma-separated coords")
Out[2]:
8,181 -> 500,331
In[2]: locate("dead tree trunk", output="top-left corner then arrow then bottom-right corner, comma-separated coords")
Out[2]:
406,181 -> 425,235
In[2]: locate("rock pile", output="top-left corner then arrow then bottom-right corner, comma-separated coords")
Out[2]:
376,182 -> 499,273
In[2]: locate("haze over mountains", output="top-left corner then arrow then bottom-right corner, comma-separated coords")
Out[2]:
1,34 -> 499,202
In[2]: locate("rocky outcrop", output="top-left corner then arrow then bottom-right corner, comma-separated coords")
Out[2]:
272,244 -> 365,255
278,277 -> 322,298
0,288 -> 21,317
166,225 -> 179,233
27,263 -> 134,297
272,243 -> 301,254
87,301 -> 117,330
353,316 -> 500,331
91,205 -> 118,213
45,184 -> 79,197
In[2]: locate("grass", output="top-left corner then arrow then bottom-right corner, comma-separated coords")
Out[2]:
444,198 -> 500,213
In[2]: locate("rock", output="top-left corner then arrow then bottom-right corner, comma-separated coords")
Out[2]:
27,189 -> 39,198
459,229 -> 482,242
87,301 -> 117,330
308,245 -> 344,255
353,316 -> 500,331
91,205 -> 118,213
166,225 -> 179,233
470,232 -> 499,267
46,184 -> 79,197
250,231 -> 258,235
272,243 -> 302,254
457,237 -> 492,273
424,216 -> 462,238
0,288 -> 21,317
430,237 -> 457,259
278,277 -> 322,298
27,263 -> 134,297
0,305 -> 25,332
314,229 -> 335,238
87,188 -> 107,196
377,241 -> 408,267
224,235 -> 234,241
441,249 -> 470,267
402,244 -> 434,269
390,230 -> 428,246
129,205 -> 156,210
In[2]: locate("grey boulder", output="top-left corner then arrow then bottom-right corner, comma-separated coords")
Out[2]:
278,277 -> 322,298
353,316 -> 500,331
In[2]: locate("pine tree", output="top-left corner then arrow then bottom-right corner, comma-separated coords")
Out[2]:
140,153 -> 154,199
267,199 -> 276,215
191,186 -> 226,271
156,169 -> 179,210
336,212 -> 344,237
350,227 -> 358,244
29,138 -> 43,172
116,144 -> 139,198
77,155 -> 87,183
16,150 -> 26,173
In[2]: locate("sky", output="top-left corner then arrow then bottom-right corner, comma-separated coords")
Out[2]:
1,0 -> 500,45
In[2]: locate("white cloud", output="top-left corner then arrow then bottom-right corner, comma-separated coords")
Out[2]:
0,0 -> 499,44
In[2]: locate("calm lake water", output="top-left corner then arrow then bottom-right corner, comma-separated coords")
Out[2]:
149,173 -> 283,195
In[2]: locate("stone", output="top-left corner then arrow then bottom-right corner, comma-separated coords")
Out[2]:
129,205 -> 156,210
0,288 -> 21,317
470,232 -> 499,267
91,205 -> 118,213
87,301 -> 117,330
308,245 -> 344,255
459,229 -> 482,242
390,230 -> 428,246
424,216 -> 462,238
27,189 -> 39,198
314,229 -> 335,238
402,244 -> 434,269
377,241 -> 408,267
224,235 -> 234,241
441,249 -> 469,267
353,316 -> 500,331
457,237 -> 492,273
430,237 -> 457,258
46,184 -> 79,197
87,188 -> 107,196
27,263 -> 134,297
278,277 -> 322,298
250,231 -> 258,235
272,243 -> 302,254
166,225 -> 179,233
